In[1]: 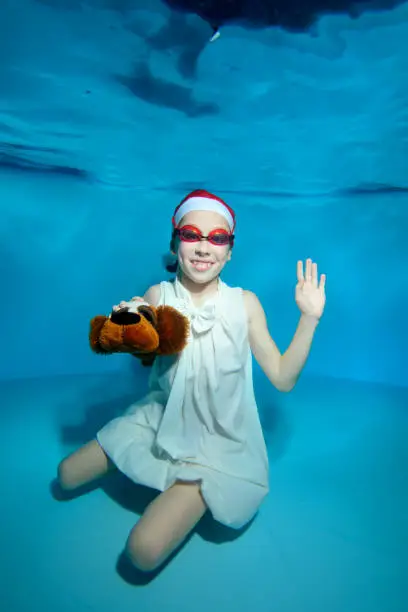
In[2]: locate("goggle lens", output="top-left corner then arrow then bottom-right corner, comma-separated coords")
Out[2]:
178,225 -> 232,246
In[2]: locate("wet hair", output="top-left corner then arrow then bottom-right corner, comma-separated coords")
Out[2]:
163,228 -> 178,273
165,259 -> 178,274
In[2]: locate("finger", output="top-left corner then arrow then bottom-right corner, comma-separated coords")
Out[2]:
297,260 -> 304,283
319,273 -> 326,289
305,258 -> 312,280
312,261 -> 318,286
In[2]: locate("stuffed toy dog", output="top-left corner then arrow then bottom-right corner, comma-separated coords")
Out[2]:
89,297 -> 189,366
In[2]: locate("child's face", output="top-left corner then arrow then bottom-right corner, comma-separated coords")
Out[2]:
176,210 -> 232,285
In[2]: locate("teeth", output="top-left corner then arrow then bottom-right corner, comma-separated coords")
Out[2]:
192,261 -> 213,271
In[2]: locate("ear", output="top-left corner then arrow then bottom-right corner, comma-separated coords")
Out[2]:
89,315 -> 109,353
155,305 -> 190,355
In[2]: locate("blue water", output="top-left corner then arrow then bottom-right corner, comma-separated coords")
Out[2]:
1,1 -> 408,611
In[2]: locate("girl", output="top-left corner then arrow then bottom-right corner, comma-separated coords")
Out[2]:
57,189 -> 326,573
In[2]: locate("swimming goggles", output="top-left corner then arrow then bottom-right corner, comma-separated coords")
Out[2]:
174,224 -> 235,246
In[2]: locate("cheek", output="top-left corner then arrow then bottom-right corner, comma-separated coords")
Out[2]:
218,246 -> 231,262
178,242 -> 193,259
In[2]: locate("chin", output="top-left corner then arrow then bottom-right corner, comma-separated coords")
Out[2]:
190,270 -> 218,283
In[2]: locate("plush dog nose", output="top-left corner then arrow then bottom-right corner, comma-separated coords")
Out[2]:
110,309 -> 141,325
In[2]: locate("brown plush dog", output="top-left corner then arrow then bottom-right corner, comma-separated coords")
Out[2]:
89,300 -> 189,366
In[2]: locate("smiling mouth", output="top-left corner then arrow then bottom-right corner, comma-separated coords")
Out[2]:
191,260 -> 214,271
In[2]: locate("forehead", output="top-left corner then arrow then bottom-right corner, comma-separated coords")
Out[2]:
180,210 -> 230,231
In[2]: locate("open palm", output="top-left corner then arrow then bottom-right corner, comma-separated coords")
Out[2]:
295,258 -> 326,319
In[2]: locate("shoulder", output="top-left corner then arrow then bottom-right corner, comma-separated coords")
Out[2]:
242,289 -> 265,323
143,283 -> 161,306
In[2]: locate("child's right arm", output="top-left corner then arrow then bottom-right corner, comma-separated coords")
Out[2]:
143,284 -> 160,307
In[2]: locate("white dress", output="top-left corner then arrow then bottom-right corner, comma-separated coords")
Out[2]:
96,276 -> 269,529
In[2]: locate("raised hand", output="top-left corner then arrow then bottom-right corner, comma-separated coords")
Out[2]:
295,258 -> 326,319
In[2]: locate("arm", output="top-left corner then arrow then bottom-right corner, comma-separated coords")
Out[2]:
143,284 -> 160,306
279,313 -> 319,391
244,290 -> 320,392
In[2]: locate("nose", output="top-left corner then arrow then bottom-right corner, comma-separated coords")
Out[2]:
195,239 -> 210,254
110,310 -> 141,325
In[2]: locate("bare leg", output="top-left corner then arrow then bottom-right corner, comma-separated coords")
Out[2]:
57,439 -> 115,491
125,480 -> 207,572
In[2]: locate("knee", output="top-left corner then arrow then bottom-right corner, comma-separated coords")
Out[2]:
124,530 -> 165,573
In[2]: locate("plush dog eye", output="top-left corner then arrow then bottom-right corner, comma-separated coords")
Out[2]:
138,306 -> 157,327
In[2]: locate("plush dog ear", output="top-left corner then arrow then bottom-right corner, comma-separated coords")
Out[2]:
155,305 -> 190,355
89,315 -> 109,353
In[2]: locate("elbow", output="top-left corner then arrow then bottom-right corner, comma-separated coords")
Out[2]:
274,375 -> 297,393
276,382 -> 294,393
274,359 -> 297,392
261,358 -> 297,392
270,377 -> 293,392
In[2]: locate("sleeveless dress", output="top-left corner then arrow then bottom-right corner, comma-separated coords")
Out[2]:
96,277 -> 269,529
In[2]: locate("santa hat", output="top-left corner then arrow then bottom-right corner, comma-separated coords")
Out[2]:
172,189 -> 236,231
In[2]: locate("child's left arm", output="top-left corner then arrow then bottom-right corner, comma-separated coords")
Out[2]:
244,258 -> 326,392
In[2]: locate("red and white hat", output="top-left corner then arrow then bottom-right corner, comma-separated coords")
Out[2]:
172,189 -> 236,231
